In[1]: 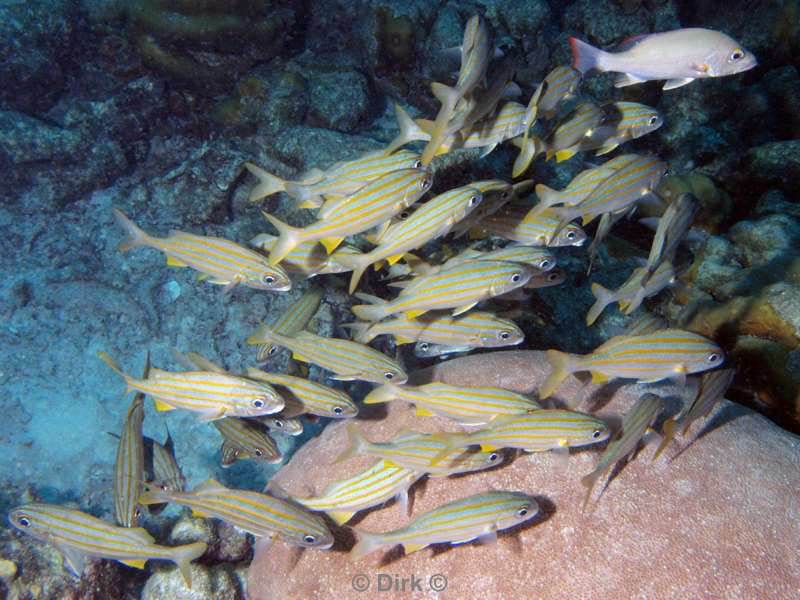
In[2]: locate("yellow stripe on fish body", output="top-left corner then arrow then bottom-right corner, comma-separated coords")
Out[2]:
113,394 -> 145,528
97,352 -> 284,421
546,102 -> 604,160
364,383 -> 540,425
253,289 -> 323,363
351,260 -> 535,322
481,202 -> 587,247
139,480 -> 334,549
577,102 -> 662,155
350,491 -> 538,559
536,65 -> 581,117
459,102 -> 529,150
540,328 -> 725,399
451,179 -> 516,237
246,368 -> 358,417
112,209 -> 290,292
149,433 -> 185,494
250,233 -> 361,279
213,418 -> 282,466
446,245 -> 557,272
9,503 -> 206,586
245,327 -> 407,385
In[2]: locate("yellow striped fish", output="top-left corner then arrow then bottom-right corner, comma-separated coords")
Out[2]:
351,260 -> 534,322
252,289 -> 322,362
540,329 -> 725,399
457,102 -> 530,155
113,389 -> 145,528
581,392 -> 663,509
245,326 -> 407,384
351,491 -> 538,558
345,310 -> 524,348
260,414 -> 304,436
446,245 -> 557,272
213,418 -> 282,467
535,65 -> 581,118
479,203 -> 587,247
112,208 -> 291,293
245,149 -> 422,207
143,428 -> 185,515
431,409 -> 610,461
577,101 -> 663,156
644,192 -> 696,275
414,341 -> 473,358
654,367 -> 735,459
336,185 -> 483,293
451,179 -> 520,238
250,233 -> 362,279
139,479 -> 333,549
9,503 -> 206,586
364,382 -> 541,425
246,368 -> 358,417
97,352 -> 284,421
263,168 -> 432,265
545,101 -> 604,162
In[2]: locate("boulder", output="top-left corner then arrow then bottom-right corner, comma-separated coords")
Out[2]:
247,351 -> 800,600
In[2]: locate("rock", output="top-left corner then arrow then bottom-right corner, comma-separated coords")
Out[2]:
247,351 -> 800,600
728,214 -> 800,266
747,140 -> 800,190
142,564 -> 241,600
307,69 -> 375,133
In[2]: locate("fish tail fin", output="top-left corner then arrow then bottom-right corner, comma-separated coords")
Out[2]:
350,528 -> 384,560
244,162 -> 287,202
586,283 -> 613,326
332,252 -> 372,294
430,82 -> 460,112
334,423 -> 370,464
540,349 -> 577,399
569,36 -> 604,75
96,351 -> 131,392
580,469 -> 602,512
246,322 -> 277,346
112,208 -> 152,253
340,321 -> 374,344
386,104 -> 428,154
260,210 -> 303,266
653,417 -> 678,461
534,184 -> 560,210
363,384 -> 400,405
284,182 -> 323,210
173,541 -> 207,589
351,296 -> 389,322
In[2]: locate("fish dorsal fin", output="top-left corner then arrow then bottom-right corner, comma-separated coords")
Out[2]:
187,352 -> 226,374
154,398 -> 176,412
120,558 -> 148,570
195,478 -> 226,493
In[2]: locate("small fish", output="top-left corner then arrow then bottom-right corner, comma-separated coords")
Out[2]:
545,102 -> 604,162
9,503 -> 206,586
623,311 -> 668,336
644,192 -> 697,275
451,180 -> 520,238
244,149 -> 422,207
576,101 -> 663,156
510,134 -> 545,178
364,382 -> 541,425
245,326 -> 407,384
413,341 -> 473,358
336,185 -> 484,293
524,267 -> 566,289
143,426 -> 185,515
252,289 -> 323,363
113,373 -> 145,528
350,491 -> 539,558
534,65 -> 581,119
246,368 -> 358,417
112,209 -> 290,293
456,101 -> 531,155
351,260 -> 534,321
259,414 -> 304,436
654,368 -> 735,459
581,393 -> 663,509
345,310 -> 524,348
264,168 -> 433,265
213,418 -> 282,467
250,233 -> 362,279
444,245 -> 557,272
540,329 -> 725,399
586,260 -> 677,326
570,28 -> 756,90
480,203 -> 587,247
139,479 -> 334,549
97,352 -> 284,421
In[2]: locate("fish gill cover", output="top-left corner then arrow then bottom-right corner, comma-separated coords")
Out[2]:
0,0 -> 799,598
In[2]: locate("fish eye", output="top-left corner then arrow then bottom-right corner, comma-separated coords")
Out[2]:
566,230 -> 577,240
499,331 -> 511,340
303,534 -> 316,544
648,115 -> 659,126
489,452 -> 499,461
539,259 -> 551,269
413,159 -> 422,169
548,273 -> 560,282
730,48 -> 744,61
384,371 -> 395,380
468,195 -> 480,206
263,275 -> 276,284
274,419 -> 284,427
592,429 -> 603,439
420,176 -> 432,189
501,190 -> 513,201
253,398 -> 265,409
399,210 -> 410,220
254,448 -> 264,457
268,346 -> 278,356
16,515 -> 31,527
333,406 -> 343,414
511,273 -> 521,283
707,352 -> 720,363
419,342 -> 429,351
516,506 -> 529,517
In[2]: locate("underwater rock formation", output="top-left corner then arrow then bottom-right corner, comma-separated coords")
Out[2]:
247,351 -> 800,600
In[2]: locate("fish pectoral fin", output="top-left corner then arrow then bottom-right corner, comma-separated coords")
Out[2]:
614,73 -> 647,88
402,542 -> 428,555
386,253 -> 405,266
415,406 -> 435,417
590,371 -> 610,384
331,374 -> 357,381
119,558 -> 147,570
291,352 -> 311,363
451,302 -> 477,316
197,410 -> 226,423
328,510 -> 356,526
555,148 -> 578,163
154,398 -> 176,412
595,143 -> 618,156
166,255 -> 188,267
405,310 -> 427,320
191,508 -> 211,518
476,526 -> 498,546
296,199 -> 320,210
320,237 -> 344,254
662,77 -> 695,90
691,62 -> 709,74
58,545 -> 88,577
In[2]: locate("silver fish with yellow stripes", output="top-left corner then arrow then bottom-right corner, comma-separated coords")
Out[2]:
139,479 -> 333,549
534,65 -> 581,119
582,392 -> 663,509
246,367 -> 358,417
364,382 -> 541,425
414,341 -> 473,358
576,101 -> 663,156
545,101 -> 604,162
586,260 -> 677,326
445,245 -> 557,272
113,387 -> 145,528
524,267 -> 566,289
112,208 -> 290,293
655,367 -> 735,460
213,417 -> 282,467
9,503 -> 206,586
351,491 -> 539,559
97,352 -> 284,421
264,168 -> 432,265
478,203 -> 587,247
260,414 -> 304,436
245,149 -> 422,207
250,289 -> 323,363
456,101 -> 531,155
246,326 -> 407,384
540,328 -> 725,399
336,185 -> 484,293
351,260 -> 534,321
143,427 -> 185,515
345,310 -> 524,348
451,179 -> 532,239
644,192 -> 697,276
250,233 -> 362,279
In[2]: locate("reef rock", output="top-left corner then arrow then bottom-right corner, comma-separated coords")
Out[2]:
247,351 -> 800,600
